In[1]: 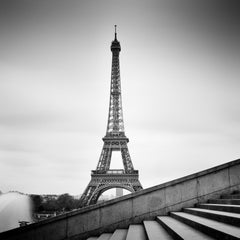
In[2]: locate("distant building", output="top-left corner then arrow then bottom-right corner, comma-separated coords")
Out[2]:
34,212 -> 57,221
73,194 -> 82,199
41,194 -> 58,202
116,188 -> 123,197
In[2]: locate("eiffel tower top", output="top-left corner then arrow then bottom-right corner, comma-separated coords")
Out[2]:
111,25 -> 121,52
106,26 -> 125,138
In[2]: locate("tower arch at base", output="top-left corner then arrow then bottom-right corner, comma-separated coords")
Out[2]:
80,172 -> 143,207
90,185 -> 133,204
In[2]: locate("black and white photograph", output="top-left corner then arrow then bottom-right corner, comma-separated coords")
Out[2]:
0,0 -> 240,239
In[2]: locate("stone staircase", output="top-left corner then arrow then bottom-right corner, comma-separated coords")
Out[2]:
86,192 -> 240,240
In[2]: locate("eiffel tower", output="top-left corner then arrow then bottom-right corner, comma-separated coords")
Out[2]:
80,26 -> 143,207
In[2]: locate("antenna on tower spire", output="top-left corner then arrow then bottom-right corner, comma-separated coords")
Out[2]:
114,25 -> 117,40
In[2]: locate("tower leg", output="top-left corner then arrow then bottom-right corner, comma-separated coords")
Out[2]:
121,147 -> 134,172
79,184 -> 97,207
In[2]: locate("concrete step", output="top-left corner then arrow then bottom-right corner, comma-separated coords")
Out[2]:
221,194 -> 240,199
157,216 -> 214,240
171,211 -> 240,239
184,207 -> 240,227
198,203 -> 240,213
143,220 -> 173,240
87,238 -> 98,240
208,199 -> 240,205
109,229 -> 128,240
97,233 -> 113,240
125,224 -> 146,240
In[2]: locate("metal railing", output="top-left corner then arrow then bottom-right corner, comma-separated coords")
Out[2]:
92,169 -> 139,175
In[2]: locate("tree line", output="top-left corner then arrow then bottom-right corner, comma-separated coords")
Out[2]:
30,193 -> 81,213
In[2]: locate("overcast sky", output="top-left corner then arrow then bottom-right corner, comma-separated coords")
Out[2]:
0,0 -> 239,195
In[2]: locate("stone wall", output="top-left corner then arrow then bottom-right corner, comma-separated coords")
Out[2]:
1,158 -> 240,240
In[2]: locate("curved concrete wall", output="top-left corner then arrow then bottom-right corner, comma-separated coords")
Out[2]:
1,158 -> 240,240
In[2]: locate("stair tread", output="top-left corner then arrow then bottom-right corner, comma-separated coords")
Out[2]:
143,220 -> 173,240
97,233 -> 113,240
199,203 -> 240,212
185,207 -> 240,218
157,216 -> 214,240
200,203 -> 240,208
126,224 -> 146,240
171,212 -> 240,237
110,229 -> 128,240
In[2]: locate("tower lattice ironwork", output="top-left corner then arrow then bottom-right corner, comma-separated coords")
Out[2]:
80,26 -> 143,207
